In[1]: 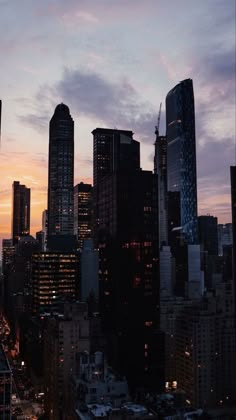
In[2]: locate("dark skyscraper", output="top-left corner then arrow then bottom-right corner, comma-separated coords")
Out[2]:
166,79 -> 198,245
48,104 -> 74,239
154,131 -> 167,247
92,128 -> 140,235
198,215 -> 218,256
93,128 -> 163,392
12,181 -> 30,245
231,166 -> 236,295
74,182 -> 93,248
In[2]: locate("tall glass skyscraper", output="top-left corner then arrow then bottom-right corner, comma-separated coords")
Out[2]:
166,79 -> 198,245
48,104 -> 74,238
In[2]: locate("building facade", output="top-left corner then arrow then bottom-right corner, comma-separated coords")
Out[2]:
74,183 -> 93,248
48,104 -> 74,239
166,79 -> 198,245
32,252 -> 79,315
12,181 -> 30,245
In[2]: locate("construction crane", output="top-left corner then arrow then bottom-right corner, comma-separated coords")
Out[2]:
155,102 -> 162,137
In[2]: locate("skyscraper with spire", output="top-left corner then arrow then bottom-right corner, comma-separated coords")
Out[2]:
47,103 -> 74,243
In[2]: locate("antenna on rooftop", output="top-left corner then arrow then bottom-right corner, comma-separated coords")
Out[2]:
155,102 -> 162,137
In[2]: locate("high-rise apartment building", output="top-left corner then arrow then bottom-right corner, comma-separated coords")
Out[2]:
198,215 -> 218,256
12,181 -> 30,245
48,104 -> 74,240
74,183 -> 93,248
166,79 -> 198,245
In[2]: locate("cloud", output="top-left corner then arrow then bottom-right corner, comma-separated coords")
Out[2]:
20,68 -> 157,142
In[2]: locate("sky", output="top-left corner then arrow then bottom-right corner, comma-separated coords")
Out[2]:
0,0 -> 235,245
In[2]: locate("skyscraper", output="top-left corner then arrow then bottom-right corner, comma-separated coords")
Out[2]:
74,183 -> 93,248
48,104 -> 74,240
154,131 -> 168,247
12,181 -> 30,245
92,128 -> 140,236
166,79 -> 198,245
93,128 -> 163,391
231,166 -> 236,298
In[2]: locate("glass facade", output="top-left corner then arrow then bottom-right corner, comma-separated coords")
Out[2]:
166,79 -> 198,245
48,104 -> 74,237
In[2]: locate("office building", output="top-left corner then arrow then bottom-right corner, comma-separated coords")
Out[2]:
74,183 -> 93,248
32,252 -> 79,315
166,79 -> 198,245
0,344 -> 12,419
48,104 -> 74,239
12,181 -> 30,245
92,128 -> 140,237
198,215 -> 218,256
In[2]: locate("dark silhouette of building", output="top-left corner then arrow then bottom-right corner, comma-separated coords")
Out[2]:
231,166 -> 236,303
93,129 -> 164,392
48,104 -> 74,241
166,79 -> 198,245
92,128 -> 140,239
154,132 -> 167,248
198,215 -> 218,256
12,181 -> 30,245
74,183 -> 93,248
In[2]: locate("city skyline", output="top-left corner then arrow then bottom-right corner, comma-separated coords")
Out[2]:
0,0 -> 235,244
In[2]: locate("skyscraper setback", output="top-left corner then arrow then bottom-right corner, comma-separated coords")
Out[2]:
12,181 -> 30,245
47,103 -> 74,240
166,79 -> 198,245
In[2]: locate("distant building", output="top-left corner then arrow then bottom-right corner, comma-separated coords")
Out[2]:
166,79 -> 198,245
12,181 -> 30,245
198,215 -> 218,256
48,104 -> 74,239
74,183 -> 93,248
218,223 -> 232,255
1,239 -> 14,276
0,344 -> 12,419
